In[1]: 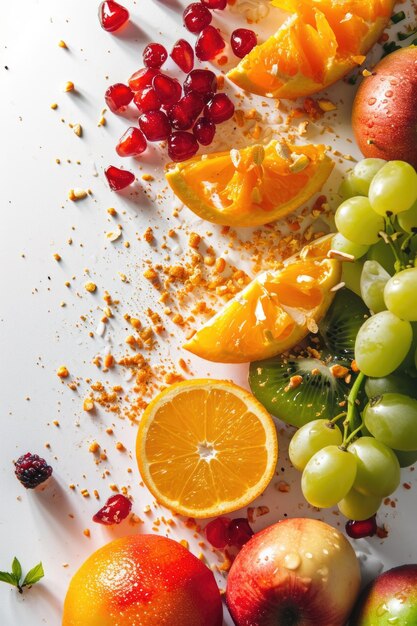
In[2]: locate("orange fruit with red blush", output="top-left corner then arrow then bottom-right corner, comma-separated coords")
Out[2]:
62,534 -> 223,626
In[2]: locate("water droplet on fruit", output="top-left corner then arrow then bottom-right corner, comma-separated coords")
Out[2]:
376,603 -> 389,617
368,97 -> 377,106
305,552 -> 313,559
284,552 -> 301,570
385,90 -> 393,97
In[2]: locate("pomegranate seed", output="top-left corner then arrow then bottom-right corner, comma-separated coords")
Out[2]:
133,87 -> 161,115
193,116 -> 216,145
143,43 -> 168,69
228,518 -> 254,547
183,69 -> 217,97
105,83 -> 133,113
116,127 -> 147,157
200,0 -> 227,9
345,516 -> 377,539
183,3 -> 212,34
105,166 -> 135,190
139,110 -> 171,141
128,68 -> 160,92
195,25 -> 226,61
152,74 -> 182,106
171,39 -> 194,73
168,131 -> 199,161
231,28 -> 257,58
168,92 -> 205,130
205,93 -> 234,123
98,0 -> 129,32
205,517 -> 231,549
93,494 -> 132,525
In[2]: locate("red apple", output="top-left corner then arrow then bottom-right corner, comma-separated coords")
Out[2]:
350,564 -> 417,625
352,46 -> 417,169
226,518 -> 360,626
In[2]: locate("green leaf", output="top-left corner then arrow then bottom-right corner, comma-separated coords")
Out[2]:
22,562 -> 44,587
0,571 -> 18,587
11,558 -> 22,583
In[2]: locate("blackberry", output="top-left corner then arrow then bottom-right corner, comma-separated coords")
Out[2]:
14,453 -> 53,489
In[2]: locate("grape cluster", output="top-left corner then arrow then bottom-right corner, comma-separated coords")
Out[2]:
289,158 -> 417,522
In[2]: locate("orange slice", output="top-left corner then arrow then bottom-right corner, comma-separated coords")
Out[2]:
227,0 -> 395,98
165,141 -> 334,227
184,249 -> 341,363
136,379 -> 278,518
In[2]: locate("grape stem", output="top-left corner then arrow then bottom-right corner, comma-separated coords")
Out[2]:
342,371 -> 365,447
328,411 -> 347,425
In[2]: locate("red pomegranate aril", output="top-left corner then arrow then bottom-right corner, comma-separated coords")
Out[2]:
116,127 -> 147,157
228,518 -> 254,548
92,494 -> 132,525
231,28 -> 257,58
193,116 -> 216,145
170,39 -> 194,73
105,83 -> 133,113
168,131 -> 199,161
205,92 -> 234,123
128,67 -> 160,92
200,0 -> 227,9
183,69 -> 217,97
105,166 -> 135,190
169,92 -> 205,130
205,517 -> 231,549
99,0 -> 129,32
152,74 -> 182,106
195,25 -> 226,61
133,87 -> 161,115
143,43 -> 168,69
139,110 -> 171,141
345,516 -> 377,539
183,3 -> 212,33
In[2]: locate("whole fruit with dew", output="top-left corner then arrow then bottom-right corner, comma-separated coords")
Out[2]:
62,534 -> 222,626
351,564 -> 417,625
352,46 -> 417,169
226,518 -> 360,626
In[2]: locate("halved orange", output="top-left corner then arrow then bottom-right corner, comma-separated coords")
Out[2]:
227,0 -> 395,98
184,246 -> 341,363
165,141 -> 334,227
136,379 -> 278,518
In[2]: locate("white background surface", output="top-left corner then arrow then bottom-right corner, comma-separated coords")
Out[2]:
1,1 -> 416,625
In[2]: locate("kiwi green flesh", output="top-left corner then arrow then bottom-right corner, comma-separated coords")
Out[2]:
318,288 -> 369,360
249,355 -> 351,428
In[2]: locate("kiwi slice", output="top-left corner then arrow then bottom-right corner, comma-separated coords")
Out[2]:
249,352 -> 351,428
318,288 -> 369,360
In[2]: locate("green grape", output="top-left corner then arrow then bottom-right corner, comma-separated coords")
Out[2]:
338,172 -> 359,201
398,322 -> 417,374
331,233 -> 369,259
288,420 -> 343,472
384,268 -> 417,322
338,489 -> 382,521
351,158 -> 386,195
301,446 -> 357,508
366,239 -> 396,274
394,449 -> 417,468
348,437 -> 400,497
360,260 -> 390,313
355,310 -> 412,377
365,373 -> 417,400
398,199 -> 417,233
342,260 -> 364,297
369,160 -> 417,216
364,393 -> 417,451
335,197 -> 385,245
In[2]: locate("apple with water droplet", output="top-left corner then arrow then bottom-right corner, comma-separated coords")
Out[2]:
226,518 -> 360,626
350,564 -> 417,625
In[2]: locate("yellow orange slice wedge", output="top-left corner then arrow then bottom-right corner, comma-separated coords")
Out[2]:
184,243 -> 341,363
136,379 -> 278,518
165,141 -> 334,227
227,0 -> 395,98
